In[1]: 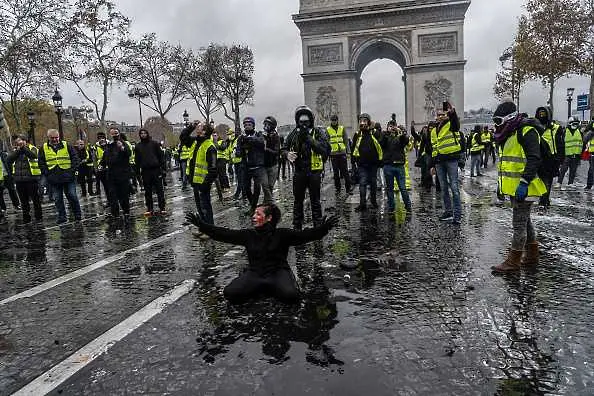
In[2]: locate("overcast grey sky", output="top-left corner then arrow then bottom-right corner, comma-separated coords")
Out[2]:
62,0 -> 590,127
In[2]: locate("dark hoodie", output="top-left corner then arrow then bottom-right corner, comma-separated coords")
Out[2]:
498,116 -> 543,183
134,130 -> 164,171
535,106 -> 564,159
282,109 -> 330,173
196,221 -> 332,274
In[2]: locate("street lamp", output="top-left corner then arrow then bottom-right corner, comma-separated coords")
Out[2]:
27,111 -> 36,146
499,46 -> 516,104
127,84 -> 149,127
183,109 -> 189,126
52,89 -> 64,140
567,87 -> 575,120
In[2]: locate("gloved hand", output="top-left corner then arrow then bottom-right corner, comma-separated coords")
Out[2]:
515,181 -> 528,202
321,215 -> 339,230
185,211 -> 205,228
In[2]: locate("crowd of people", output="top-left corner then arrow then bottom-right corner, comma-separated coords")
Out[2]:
1,101 -> 594,302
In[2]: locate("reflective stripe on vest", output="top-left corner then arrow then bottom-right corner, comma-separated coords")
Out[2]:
431,122 -> 461,157
215,141 -> 229,160
0,158 -> 4,181
84,146 -> 93,167
125,141 -> 135,165
228,137 -> 241,164
564,128 -> 582,156
327,125 -> 346,154
497,126 -> 547,198
352,133 -> 383,162
470,133 -> 484,153
481,131 -> 491,144
191,139 -> 214,184
43,142 -> 71,170
180,144 -> 193,160
13,144 -> 41,176
541,123 -> 560,155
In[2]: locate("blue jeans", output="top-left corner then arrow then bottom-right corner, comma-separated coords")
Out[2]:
383,164 -> 411,211
436,159 -> 461,220
358,164 -> 377,207
52,181 -> 82,223
193,183 -> 213,224
180,160 -> 188,187
470,153 -> 482,176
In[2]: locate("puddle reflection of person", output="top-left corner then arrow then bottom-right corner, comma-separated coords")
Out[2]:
186,204 -> 338,304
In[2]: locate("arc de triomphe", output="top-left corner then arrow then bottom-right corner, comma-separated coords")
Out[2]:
293,0 -> 471,134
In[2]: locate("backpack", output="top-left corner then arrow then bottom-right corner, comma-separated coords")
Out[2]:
517,118 -> 556,178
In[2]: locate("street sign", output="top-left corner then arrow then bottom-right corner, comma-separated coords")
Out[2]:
577,94 -> 590,111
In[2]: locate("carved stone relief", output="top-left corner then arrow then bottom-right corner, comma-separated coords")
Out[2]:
316,86 -> 339,124
308,43 -> 344,65
418,33 -> 458,57
423,76 -> 452,120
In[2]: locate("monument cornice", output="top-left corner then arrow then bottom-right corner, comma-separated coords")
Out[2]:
302,70 -> 359,81
293,0 -> 470,26
404,60 -> 467,73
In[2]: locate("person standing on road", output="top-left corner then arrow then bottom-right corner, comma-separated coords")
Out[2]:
0,149 -> 21,210
557,116 -> 583,186
262,116 -> 280,204
491,100 -> 547,273
327,115 -> 352,194
430,102 -> 463,225
181,122 -> 217,225
74,140 -> 94,197
186,204 -> 338,304
535,106 -> 563,207
584,116 -> 594,190
236,117 -> 266,213
352,113 -> 383,212
94,132 -> 109,205
282,106 -> 331,229
135,128 -> 166,216
0,150 -> 8,217
469,125 -> 484,177
213,131 -> 230,192
380,119 -> 411,214
101,127 -> 132,220
6,135 -> 42,223
227,129 -> 246,200
481,125 -> 493,168
179,137 -> 193,190
38,129 -> 82,224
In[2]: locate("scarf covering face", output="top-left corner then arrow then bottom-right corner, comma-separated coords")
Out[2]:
494,114 -> 524,144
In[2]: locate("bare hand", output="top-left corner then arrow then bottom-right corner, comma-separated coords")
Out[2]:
431,167 -> 436,176
287,151 -> 297,163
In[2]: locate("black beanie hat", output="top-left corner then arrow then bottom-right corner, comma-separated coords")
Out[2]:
493,101 -> 517,117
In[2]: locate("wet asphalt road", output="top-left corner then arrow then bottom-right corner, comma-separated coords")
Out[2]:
0,158 -> 593,395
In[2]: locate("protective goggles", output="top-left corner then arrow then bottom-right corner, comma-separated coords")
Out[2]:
492,112 -> 517,127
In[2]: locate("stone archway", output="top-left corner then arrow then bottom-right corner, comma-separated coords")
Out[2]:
293,0 -> 471,135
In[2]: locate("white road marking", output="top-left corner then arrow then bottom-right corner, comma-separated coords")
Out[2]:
11,279 -> 196,396
0,206 -> 237,306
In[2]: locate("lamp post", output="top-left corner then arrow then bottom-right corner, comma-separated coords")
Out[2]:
27,111 -> 36,146
52,89 -> 64,140
183,109 -> 189,127
127,84 -> 149,127
567,87 -> 575,120
499,46 -> 516,104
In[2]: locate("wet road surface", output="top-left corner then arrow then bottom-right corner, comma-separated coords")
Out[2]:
1,159 -> 593,395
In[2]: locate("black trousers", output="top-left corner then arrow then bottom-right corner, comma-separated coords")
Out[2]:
244,167 -> 264,210
141,168 -> 165,212
292,171 -> 322,228
15,181 -> 42,220
77,166 -> 94,196
107,177 -> 130,216
558,156 -> 580,185
223,268 -> 300,304
5,176 -> 20,208
0,182 -> 5,211
330,154 -> 351,192
216,159 -> 230,189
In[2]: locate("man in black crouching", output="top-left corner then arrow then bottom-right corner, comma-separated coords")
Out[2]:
186,204 -> 338,304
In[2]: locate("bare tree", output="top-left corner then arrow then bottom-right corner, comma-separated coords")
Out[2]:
184,45 -> 224,123
514,0 -> 589,117
493,39 -> 528,110
215,45 -> 255,132
56,0 -> 132,131
126,33 -> 191,120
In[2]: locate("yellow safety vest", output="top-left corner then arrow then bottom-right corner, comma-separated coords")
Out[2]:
125,141 -> 135,165
189,139 -> 214,184
0,157 -> 4,181
481,131 -> 491,144
13,144 -> 41,176
470,133 -> 484,153
327,125 -> 346,154
352,133 -> 383,162
43,142 -> 71,170
589,136 -> 594,153
431,122 -> 461,158
541,123 -> 560,155
180,144 -> 193,161
564,128 -> 582,156
497,126 -> 547,198
94,144 -> 105,164
215,140 -> 229,161
227,137 -> 242,164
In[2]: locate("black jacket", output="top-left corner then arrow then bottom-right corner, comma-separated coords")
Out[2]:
101,140 -> 131,180
38,142 -> 80,184
264,131 -> 280,167
6,145 -> 40,182
353,130 -> 381,166
179,128 -> 217,185
511,123 -> 541,184
237,131 -> 266,168
282,126 -> 330,173
197,221 -> 332,274
380,132 -> 409,165
135,138 -> 164,171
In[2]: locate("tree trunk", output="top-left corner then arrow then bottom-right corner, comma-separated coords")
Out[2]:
100,78 -> 109,133
548,78 -> 555,119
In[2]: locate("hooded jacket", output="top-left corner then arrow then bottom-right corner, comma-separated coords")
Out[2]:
135,131 -> 164,171
236,130 -> 265,168
282,107 -> 331,173
6,145 -> 40,182
180,126 -> 217,185
101,138 -> 131,180
535,106 -> 564,159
